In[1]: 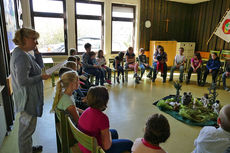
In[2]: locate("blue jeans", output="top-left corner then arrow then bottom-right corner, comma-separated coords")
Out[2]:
106,129 -> 133,153
222,72 -> 230,87
170,65 -> 184,81
139,64 -> 153,78
84,68 -> 104,85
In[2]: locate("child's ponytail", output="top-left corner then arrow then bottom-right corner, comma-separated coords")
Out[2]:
50,80 -> 63,113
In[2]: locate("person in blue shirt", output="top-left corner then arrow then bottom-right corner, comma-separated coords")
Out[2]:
201,53 -> 220,86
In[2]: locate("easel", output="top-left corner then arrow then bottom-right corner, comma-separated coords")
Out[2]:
207,8 -> 230,45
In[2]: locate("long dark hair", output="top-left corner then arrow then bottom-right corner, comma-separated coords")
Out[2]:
97,50 -> 104,58
195,53 -> 201,60
118,52 -> 124,61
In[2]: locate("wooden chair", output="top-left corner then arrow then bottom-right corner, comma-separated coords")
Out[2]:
217,50 -> 230,86
210,50 -> 221,57
55,109 -> 70,153
67,117 -> 105,153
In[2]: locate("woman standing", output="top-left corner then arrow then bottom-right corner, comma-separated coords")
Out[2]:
10,28 -> 50,153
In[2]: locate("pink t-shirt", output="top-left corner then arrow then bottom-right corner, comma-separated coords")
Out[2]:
191,58 -> 202,68
78,107 -> 109,153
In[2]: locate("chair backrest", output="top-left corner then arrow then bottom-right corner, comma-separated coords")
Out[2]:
210,50 -> 221,57
67,117 -> 105,153
109,59 -> 114,68
220,50 -> 230,60
55,109 -> 70,153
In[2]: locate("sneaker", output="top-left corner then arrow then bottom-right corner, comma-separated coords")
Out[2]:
224,87 -> 230,91
179,79 -> 183,83
135,78 -> 140,84
163,79 -> 166,83
133,73 -> 138,78
147,74 -> 152,79
116,77 -> 120,83
106,80 -> 112,85
122,77 -> 125,83
169,78 -> 173,82
32,145 -> 43,153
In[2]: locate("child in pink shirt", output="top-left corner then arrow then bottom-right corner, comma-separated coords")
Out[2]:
132,114 -> 170,153
78,86 -> 133,153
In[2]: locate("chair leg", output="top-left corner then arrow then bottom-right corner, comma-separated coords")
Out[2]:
114,71 -> 116,83
125,70 -> 128,82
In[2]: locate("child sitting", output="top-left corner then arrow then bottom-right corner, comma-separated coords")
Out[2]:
201,53 -> 220,86
138,48 -> 153,79
186,53 -> 202,85
97,50 -> 112,84
113,52 -> 125,83
78,86 -> 133,153
132,113 -> 170,153
89,51 -> 105,85
50,71 -> 84,123
125,47 -> 140,84
193,104 -> 230,153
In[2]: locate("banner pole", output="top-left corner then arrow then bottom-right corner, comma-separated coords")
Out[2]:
207,8 -> 230,45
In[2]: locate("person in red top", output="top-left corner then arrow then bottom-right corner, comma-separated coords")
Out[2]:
186,53 -> 202,86
132,114 -> 170,153
78,86 -> 133,153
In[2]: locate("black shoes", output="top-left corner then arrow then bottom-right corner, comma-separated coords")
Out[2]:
32,145 -> 43,153
116,77 -> 120,83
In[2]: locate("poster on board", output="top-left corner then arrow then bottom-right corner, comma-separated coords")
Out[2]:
3,0 -> 18,53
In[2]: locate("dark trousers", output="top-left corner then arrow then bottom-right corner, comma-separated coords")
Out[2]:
116,66 -> 124,77
106,129 -> 133,153
187,67 -> 201,83
84,68 -> 104,85
202,68 -> 219,84
152,62 -> 167,81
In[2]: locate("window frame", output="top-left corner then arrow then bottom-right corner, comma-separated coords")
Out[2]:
30,0 -> 68,55
75,0 -> 104,54
111,3 -> 136,54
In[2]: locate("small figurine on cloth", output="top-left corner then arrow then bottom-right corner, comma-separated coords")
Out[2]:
201,93 -> 209,108
212,100 -> 220,114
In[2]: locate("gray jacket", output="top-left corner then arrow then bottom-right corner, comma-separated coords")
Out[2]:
10,47 -> 44,117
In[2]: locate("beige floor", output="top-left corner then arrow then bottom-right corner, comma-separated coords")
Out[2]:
0,72 -> 230,153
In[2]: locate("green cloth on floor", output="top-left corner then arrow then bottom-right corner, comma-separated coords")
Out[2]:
153,95 -> 217,127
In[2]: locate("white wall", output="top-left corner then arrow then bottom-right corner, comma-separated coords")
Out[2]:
20,0 -> 140,62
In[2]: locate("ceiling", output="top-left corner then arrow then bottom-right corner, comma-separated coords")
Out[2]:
167,0 -> 210,4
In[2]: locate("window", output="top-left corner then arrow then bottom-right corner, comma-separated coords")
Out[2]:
75,1 -> 104,53
111,4 -> 135,53
30,0 -> 67,55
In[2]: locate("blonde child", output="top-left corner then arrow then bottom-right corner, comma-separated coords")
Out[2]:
51,71 -> 83,123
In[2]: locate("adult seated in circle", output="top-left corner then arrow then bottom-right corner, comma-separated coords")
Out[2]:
152,45 -> 168,83
82,43 -> 104,86
11,28 -> 50,153
169,47 -> 186,83
186,53 -> 202,86
201,53 -> 220,86
78,86 -> 133,153
125,47 -> 140,84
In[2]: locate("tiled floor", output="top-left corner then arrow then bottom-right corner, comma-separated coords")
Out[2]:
0,73 -> 229,153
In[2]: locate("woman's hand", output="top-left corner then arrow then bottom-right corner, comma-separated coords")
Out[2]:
41,74 -> 50,80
